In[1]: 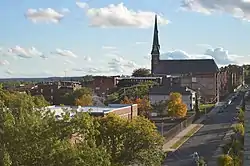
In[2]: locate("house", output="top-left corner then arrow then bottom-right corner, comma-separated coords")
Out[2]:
150,15 -> 219,102
30,81 -> 82,104
45,103 -> 138,120
149,85 -> 196,110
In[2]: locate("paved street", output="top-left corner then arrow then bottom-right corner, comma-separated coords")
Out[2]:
163,95 -> 242,166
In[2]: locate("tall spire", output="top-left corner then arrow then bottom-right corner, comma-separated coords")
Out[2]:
151,14 -> 160,54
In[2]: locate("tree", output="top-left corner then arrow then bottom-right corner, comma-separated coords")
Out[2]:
63,87 -> 93,106
233,123 -> 244,136
121,96 -> 152,117
120,96 -> 133,104
1,90 -> 111,166
134,97 -> 152,117
96,113 -> 165,166
132,68 -> 151,77
217,154 -> 233,166
167,92 -> 187,118
238,108 -> 244,123
152,100 -> 168,116
75,94 -> 93,106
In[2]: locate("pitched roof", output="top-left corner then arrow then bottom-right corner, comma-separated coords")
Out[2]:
154,59 -> 219,75
149,85 -> 194,95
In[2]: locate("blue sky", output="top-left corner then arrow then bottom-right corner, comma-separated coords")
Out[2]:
0,0 -> 250,78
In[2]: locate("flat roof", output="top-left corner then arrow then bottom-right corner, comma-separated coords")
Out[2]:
116,77 -> 162,80
45,104 -> 135,116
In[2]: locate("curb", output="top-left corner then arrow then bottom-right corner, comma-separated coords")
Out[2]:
166,124 -> 203,152
174,124 -> 203,150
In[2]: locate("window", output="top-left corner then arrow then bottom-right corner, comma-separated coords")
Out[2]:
51,96 -> 53,100
40,88 -> 43,93
51,89 -> 53,93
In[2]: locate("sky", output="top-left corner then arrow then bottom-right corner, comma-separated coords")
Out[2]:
1,0 -> 250,78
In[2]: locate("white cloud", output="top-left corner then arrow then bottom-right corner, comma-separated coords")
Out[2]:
77,2 -> 170,28
135,41 -> 147,45
25,8 -> 67,23
84,56 -> 92,61
76,1 -> 89,9
181,0 -> 250,21
8,46 -> 42,58
64,59 -> 74,65
54,49 -> 77,58
0,60 -> 10,66
40,54 -> 48,60
5,69 -> 14,75
204,47 -> 236,65
161,47 -> 239,65
102,46 -> 117,50
108,56 -> 138,73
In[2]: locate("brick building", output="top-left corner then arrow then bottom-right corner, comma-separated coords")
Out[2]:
82,76 -> 117,96
30,81 -> 81,104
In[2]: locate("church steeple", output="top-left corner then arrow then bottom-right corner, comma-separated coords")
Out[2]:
151,15 -> 160,75
151,15 -> 160,55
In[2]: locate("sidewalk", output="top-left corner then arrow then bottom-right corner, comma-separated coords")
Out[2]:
162,106 -> 222,152
163,124 -> 203,152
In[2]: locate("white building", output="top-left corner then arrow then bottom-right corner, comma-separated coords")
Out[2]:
44,104 -> 138,120
149,85 -> 196,110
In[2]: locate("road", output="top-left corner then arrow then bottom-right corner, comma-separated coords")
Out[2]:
163,94 -> 242,166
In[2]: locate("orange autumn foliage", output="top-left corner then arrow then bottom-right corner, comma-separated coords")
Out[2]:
120,96 -> 152,117
167,92 -> 187,118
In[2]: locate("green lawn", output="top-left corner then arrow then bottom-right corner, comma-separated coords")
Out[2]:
199,104 -> 215,112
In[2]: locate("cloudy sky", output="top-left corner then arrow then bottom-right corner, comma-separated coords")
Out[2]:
0,0 -> 250,78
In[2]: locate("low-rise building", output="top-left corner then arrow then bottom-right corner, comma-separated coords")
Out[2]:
30,81 -> 82,104
149,85 -> 196,110
82,76 -> 117,96
46,104 -> 138,120
114,76 -> 162,87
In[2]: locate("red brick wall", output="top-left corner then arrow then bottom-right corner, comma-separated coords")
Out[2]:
106,104 -> 138,120
84,76 -> 116,96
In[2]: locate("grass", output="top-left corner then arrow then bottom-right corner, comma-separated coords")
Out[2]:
199,103 -> 215,112
170,125 -> 201,149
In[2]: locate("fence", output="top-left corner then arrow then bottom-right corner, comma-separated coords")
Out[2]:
163,114 -> 196,143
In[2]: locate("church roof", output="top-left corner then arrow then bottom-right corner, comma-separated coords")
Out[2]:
154,59 -> 219,75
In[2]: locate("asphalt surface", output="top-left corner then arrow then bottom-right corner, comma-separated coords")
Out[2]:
163,95 -> 242,166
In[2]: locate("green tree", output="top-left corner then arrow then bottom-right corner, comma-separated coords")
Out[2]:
1,90 -> 110,166
96,114 -> 165,166
132,68 -> 151,77
152,100 -> 168,116
63,87 -> 93,106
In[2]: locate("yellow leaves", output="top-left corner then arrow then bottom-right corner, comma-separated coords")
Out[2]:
167,92 -> 187,118
217,154 -> 233,166
75,94 -> 92,106
233,123 -> 244,136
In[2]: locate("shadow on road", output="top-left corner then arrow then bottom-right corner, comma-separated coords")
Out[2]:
193,127 -> 230,137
